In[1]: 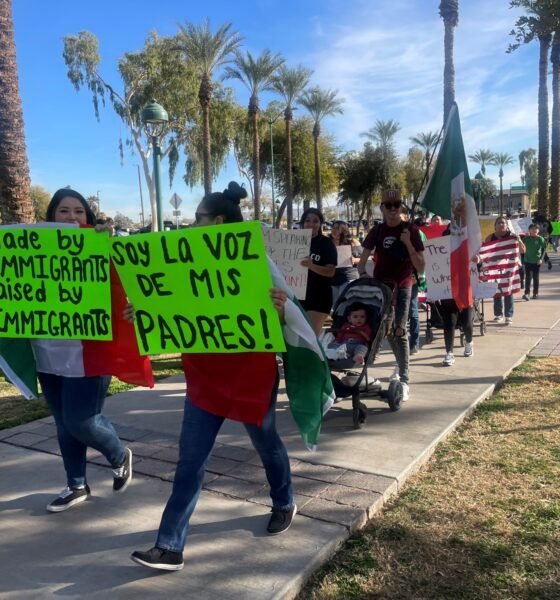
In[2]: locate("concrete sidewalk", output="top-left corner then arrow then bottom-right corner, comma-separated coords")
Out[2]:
2,258 -> 560,599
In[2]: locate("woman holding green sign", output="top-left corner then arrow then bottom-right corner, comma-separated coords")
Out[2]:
131,182 -> 297,572
36,188 -> 152,512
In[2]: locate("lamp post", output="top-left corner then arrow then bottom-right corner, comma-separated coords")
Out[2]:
141,101 -> 169,232
268,113 -> 283,226
137,164 -> 145,226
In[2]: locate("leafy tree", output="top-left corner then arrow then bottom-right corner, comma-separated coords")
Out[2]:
177,19 -> 243,195
113,212 -> 134,229
0,0 -> 34,223
489,152 -> 515,214
439,0 -> 459,123
509,0 -> 557,215
62,30 -> 237,230
299,86 -> 344,211
409,130 -> 440,189
468,148 -> 495,176
30,185 -> 51,221
519,147 -> 538,206
86,195 -> 100,217
224,49 -> 285,219
272,64 -> 313,228
401,147 -> 426,202
471,174 -> 497,214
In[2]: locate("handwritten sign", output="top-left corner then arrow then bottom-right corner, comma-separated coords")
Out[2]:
509,217 -> 533,235
111,221 -> 285,355
0,226 -> 112,339
551,221 -> 560,235
336,245 -> 353,268
262,228 -> 311,299
424,236 -> 497,302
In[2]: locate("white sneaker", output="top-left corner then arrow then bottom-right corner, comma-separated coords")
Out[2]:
494,315 -> 504,323
442,352 -> 455,366
505,317 -> 513,325
390,366 -> 400,381
463,342 -> 473,357
401,382 -> 409,402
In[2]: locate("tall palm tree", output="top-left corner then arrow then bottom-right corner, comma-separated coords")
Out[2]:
489,152 -> 515,214
551,30 -> 560,218
0,0 -> 33,223
361,119 -> 401,151
519,147 -> 538,207
299,87 -> 343,212
509,0 -> 556,215
224,50 -> 284,219
178,19 -> 243,195
410,130 -> 441,186
468,149 -> 495,176
272,64 -> 312,228
439,0 -> 459,124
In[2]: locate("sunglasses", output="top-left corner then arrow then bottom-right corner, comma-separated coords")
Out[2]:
195,211 -> 213,223
382,201 -> 402,210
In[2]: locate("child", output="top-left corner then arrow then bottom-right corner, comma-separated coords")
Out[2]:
329,302 -> 372,365
523,223 -> 547,300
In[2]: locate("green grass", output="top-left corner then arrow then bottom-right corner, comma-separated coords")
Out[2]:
0,355 -> 183,431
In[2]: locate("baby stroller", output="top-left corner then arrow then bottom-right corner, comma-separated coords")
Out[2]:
326,277 -> 403,429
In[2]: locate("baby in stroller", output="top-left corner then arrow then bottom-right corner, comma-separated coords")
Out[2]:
327,302 -> 372,365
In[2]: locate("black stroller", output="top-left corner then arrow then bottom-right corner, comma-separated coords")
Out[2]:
326,277 -> 404,429
424,298 -> 486,346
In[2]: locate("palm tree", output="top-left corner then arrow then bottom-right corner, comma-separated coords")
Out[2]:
551,30 -> 560,218
224,49 -> 284,219
468,149 -> 495,176
519,147 -> 538,207
489,152 -> 515,215
178,19 -> 242,195
272,64 -> 312,228
410,130 -> 441,187
509,0 -> 556,215
0,0 -> 33,223
361,119 -> 401,151
439,0 -> 459,124
299,86 -> 343,211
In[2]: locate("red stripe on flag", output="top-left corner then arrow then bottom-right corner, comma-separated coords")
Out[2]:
451,238 -> 472,310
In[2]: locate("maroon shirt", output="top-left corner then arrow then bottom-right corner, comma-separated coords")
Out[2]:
363,222 -> 424,288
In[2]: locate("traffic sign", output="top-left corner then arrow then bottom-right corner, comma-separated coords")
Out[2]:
169,193 -> 183,209
172,210 -> 181,216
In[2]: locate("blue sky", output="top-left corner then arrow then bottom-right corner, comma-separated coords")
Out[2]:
13,0 -> 534,220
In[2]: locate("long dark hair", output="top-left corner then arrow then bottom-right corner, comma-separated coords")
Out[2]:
201,182 -> 247,223
300,208 -> 325,232
331,220 -> 352,245
46,188 -> 97,225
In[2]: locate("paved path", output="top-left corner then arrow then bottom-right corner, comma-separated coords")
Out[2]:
2,256 -> 560,599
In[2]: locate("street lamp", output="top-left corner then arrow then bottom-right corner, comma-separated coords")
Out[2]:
137,165 -> 145,226
268,112 -> 283,226
141,100 -> 169,232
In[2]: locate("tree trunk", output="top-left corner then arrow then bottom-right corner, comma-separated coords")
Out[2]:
550,35 -> 560,219
0,0 -> 33,223
249,97 -> 260,220
442,20 -> 456,125
284,109 -> 294,229
538,34 -> 552,216
313,122 -> 322,212
199,74 -> 213,196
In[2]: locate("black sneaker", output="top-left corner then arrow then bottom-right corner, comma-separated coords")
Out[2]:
130,547 -> 184,571
267,504 -> 297,535
113,447 -> 132,493
46,484 -> 91,512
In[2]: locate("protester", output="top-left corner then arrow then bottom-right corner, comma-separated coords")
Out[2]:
485,216 -> 525,324
357,190 -> 425,401
523,223 -> 547,300
431,214 -> 443,225
328,302 -> 372,365
131,182 -> 297,572
329,220 -> 361,306
300,208 -> 337,335
36,188 -> 140,512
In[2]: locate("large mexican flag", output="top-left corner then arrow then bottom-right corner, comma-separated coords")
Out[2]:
420,103 -> 481,310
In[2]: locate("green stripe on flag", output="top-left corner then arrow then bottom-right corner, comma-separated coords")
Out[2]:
0,338 -> 38,400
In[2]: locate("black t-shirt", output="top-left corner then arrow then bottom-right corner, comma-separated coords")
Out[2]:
304,234 -> 337,311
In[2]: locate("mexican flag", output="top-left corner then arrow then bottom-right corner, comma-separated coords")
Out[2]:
269,259 -> 335,450
0,263 -> 154,398
420,103 -> 482,310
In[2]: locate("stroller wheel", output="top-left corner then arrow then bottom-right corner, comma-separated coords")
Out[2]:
425,328 -> 434,344
387,380 -> 403,412
352,407 -> 366,428
480,321 -> 486,336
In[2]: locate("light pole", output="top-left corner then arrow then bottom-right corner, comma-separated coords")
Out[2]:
137,165 -> 145,226
96,190 -> 101,217
268,112 -> 283,226
141,100 -> 169,232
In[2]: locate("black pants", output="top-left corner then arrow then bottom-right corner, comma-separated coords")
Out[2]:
524,263 -> 541,296
438,299 -> 474,353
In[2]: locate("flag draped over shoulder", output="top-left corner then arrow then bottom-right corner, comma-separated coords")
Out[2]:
0,264 -> 153,398
478,238 -> 521,297
268,258 -> 335,451
420,103 -> 481,310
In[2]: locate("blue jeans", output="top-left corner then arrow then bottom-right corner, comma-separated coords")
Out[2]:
388,286 -> 411,384
156,379 -> 293,553
493,294 -> 514,318
408,284 -> 420,350
38,373 -> 124,488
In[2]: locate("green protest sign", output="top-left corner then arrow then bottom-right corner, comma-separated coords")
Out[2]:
0,226 -> 112,339
551,221 -> 560,235
111,221 -> 286,355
